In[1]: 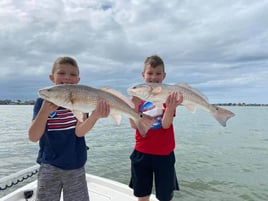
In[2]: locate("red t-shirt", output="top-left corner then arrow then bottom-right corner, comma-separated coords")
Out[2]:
134,101 -> 175,155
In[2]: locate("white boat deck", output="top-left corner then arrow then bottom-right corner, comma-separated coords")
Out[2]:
0,173 -> 158,201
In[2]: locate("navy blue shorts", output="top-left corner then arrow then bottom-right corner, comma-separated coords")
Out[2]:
129,150 -> 179,201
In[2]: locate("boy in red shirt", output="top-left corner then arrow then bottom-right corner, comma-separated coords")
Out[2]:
129,55 -> 183,201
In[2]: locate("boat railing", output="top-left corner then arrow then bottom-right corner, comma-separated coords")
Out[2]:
0,165 -> 39,191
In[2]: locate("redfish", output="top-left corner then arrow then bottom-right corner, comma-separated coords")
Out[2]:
128,83 -> 235,127
38,84 -> 155,136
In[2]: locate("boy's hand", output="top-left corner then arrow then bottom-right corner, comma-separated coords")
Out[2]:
165,91 -> 183,110
131,96 -> 142,111
41,100 -> 58,115
92,99 -> 110,119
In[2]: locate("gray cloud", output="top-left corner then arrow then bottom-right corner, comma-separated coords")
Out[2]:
0,0 -> 267,103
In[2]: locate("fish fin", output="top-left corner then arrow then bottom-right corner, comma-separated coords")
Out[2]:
133,113 -> 155,137
175,83 -> 209,101
110,114 -> 122,125
151,86 -> 162,95
183,104 -> 197,113
101,87 -> 134,108
212,106 -> 235,127
72,110 -> 84,122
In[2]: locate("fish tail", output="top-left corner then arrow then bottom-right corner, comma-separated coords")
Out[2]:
213,106 -> 235,127
135,114 -> 155,137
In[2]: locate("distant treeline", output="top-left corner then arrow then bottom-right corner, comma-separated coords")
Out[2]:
0,99 -> 267,106
0,99 -> 35,105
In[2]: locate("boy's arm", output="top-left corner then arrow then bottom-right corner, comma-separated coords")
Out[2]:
28,101 -> 58,142
162,92 -> 183,129
75,99 -> 110,137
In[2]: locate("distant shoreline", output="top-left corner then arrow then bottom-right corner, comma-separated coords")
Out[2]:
214,103 -> 268,106
0,99 -> 267,106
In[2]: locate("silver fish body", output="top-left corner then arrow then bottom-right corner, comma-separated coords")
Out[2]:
128,83 -> 235,127
38,84 -> 154,136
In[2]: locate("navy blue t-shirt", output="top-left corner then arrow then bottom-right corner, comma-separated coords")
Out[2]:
32,98 -> 87,170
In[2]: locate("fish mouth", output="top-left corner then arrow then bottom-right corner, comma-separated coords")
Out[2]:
127,86 -> 139,96
127,88 -> 151,100
127,88 -> 142,97
127,88 -> 135,95
38,91 -> 48,99
38,88 -> 50,100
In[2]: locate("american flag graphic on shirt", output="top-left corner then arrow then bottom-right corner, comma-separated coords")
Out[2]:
47,109 -> 77,131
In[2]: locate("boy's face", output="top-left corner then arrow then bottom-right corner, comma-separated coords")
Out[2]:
49,64 -> 80,85
142,65 -> 166,83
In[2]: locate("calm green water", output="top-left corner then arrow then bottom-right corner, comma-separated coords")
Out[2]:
0,105 -> 267,200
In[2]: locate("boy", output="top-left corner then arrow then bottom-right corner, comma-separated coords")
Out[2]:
28,57 -> 110,201
129,55 -> 183,201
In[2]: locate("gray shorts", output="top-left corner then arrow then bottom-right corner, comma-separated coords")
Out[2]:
36,164 -> 89,201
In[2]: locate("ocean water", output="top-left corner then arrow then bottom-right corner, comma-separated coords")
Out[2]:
0,105 -> 267,200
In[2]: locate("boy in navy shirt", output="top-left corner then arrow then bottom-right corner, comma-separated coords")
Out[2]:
28,57 -> 110,201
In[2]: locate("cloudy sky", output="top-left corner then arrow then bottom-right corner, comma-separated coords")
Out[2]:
1,0 -> 267,104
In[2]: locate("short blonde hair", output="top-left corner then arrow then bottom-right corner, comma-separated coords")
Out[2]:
52,57 -> 79,74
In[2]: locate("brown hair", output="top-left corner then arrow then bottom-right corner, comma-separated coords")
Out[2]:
144,55 -> 165,72
52,57 -> 79,74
